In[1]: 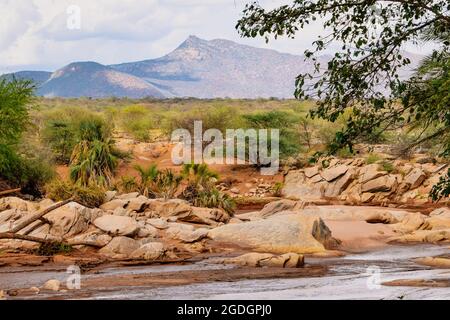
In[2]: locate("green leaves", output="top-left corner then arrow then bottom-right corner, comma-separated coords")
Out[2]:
69,119 -> 121,188
238,0 -> 450,199
0,78 -> 35,145
431,169 -> 450,201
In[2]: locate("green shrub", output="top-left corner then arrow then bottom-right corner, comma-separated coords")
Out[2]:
45,179 -> 105,208
118,175 -> 138,193
35,242 -> 73,256
336,147 -> 354,159
0,144 -> 55,196
154,169 -> 183,199
378,160 -> 395,173
365,153 -> 382,164
193,188 -> 236,215
243,110 -> 302,159
181,163 -> 219,201
163,105 -> 241,137
271,182 -> 284,197
133,165 -> 182,199
42,107 -> 108,164
0,78 -> 53,195
69,118 -> 126,187
20,157 -> 55,196
119,105 -> 154,141
133,164 -> 159,197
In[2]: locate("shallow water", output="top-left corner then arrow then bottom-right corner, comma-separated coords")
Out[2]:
1,244 -> 449,300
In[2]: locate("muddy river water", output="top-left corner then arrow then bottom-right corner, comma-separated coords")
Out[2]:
1,244 -> 449,300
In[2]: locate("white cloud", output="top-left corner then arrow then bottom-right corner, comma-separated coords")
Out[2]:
0,0 -> 427,75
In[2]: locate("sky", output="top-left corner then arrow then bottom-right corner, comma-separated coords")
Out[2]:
0,0 -> 430,74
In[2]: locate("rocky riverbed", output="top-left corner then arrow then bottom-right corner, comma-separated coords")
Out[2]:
0,244 -> 448,300
0,187 -> 449,300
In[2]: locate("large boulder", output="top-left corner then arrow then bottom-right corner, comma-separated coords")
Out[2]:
165,223 -> 209,243
414,257 -> 450,269
45,202 -> 92,238
361,175 -> 398,193
359,164 -> 386,184
68,230 -> 112,247
403,168 -> 426,190
99,236 -> 139,257
42,279 -> 61,292
208,214 -> 333,254
0,209 -> 28,232
100,199 -> 130,211
0,197 -> 37,212
127,196 -> 150,212
93,215 -> 139,236
392,212 -> 426,233
136,225 -> 159,238
178,207 -> 230,225
145,199 -> 192,218
320,165 -> 349,182
259,199 -> 304,218
282,171 -> 324,200
366,212 -> 399,224
130,242 -> 165,260
324,168 -> 357,198
146,218 -> 169,229
304,166 -> 320,178
214,252 -> 304,268
388,229 -> 450,244
429,207 -> 450,218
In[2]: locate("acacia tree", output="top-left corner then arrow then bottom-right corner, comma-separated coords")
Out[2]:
237,0 -> 450,200
0,79 -> 35,184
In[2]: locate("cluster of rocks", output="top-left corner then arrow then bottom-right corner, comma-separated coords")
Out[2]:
251,199 -> 450,245
218,178 -> 274,198
1,191 -> 449,274
283,158 -> 449,205
0,193 -> 232,260
0,192 -> 339,268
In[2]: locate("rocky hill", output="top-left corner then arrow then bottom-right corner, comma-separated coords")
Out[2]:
2,36 -> 422,99
282,158 -> 449,207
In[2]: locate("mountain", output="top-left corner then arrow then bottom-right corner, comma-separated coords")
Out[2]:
1,71 -> 51,85
110,35 -> 322,99
2,36 -> 423,99
37,62 -> 165,98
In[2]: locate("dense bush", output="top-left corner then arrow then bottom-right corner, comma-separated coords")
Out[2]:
243,110 -> 302,160
69,117 -> 127,187
192,188 -> 236,215
163,105 -> 242,137
118,105 -> 154,141
42,107 -> 111,164
133,164 -> 182,199
45,179 -> 105,208
0,79 -> 55,195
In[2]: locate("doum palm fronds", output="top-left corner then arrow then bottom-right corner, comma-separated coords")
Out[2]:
181,163 -> 219,188
133,163 -> 159,197
69,138 -> 118,187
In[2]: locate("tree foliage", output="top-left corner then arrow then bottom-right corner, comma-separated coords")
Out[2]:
69,118 -> 124,187
237,0 -> 450,199
0,79 -> 34,145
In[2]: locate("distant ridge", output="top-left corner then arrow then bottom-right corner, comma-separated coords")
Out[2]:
2,36 -> 423,99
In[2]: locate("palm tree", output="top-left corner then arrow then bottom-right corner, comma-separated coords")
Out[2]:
133,164 -> 159,197
69,118 -> 123,187
181,163 -> 219,201
155,169 -> 183,199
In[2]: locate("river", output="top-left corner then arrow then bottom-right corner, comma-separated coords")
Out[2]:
1,244 -> 449,300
